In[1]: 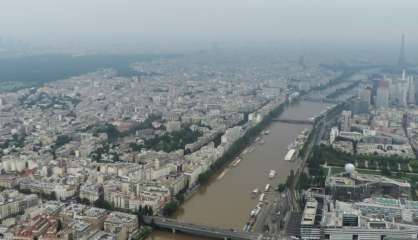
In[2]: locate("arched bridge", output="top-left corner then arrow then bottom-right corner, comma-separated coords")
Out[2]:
143,216 -> 269,240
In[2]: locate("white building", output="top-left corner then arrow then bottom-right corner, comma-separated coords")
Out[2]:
80,184 -> 101,203
341,110 -> 352,132
221,126 -> 242,144
329,127 -> 339,144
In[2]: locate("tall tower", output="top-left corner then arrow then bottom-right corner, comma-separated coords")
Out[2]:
398,34 -> 406,68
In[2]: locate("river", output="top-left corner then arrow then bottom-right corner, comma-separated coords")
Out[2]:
148,101 -> 330,240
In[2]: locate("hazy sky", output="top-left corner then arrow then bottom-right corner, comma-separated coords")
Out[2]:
1,0 -> 418,51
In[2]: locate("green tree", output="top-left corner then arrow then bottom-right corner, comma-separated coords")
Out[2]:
148,206 -> 153,216
175,192 -> 185,204
80,198 -> 90,205
94,199 -> 113,210
54,134 -> 72,149
162,201 -> 179,217
277,183 -> 287,192
380,167 -> 391,177
296,172 -> 310,190
286,170 -> 295,188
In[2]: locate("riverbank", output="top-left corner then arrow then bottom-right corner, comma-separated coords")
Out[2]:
242,102 -> 339,233
159,98 -> 289,218
148,67 -> 367,239
197,99 -> 288,186
158,67 -> 360,221
136,226 -> 153,240
149,101 -> 333,239
158,97 -> 341,220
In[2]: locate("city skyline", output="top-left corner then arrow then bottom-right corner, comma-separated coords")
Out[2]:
1,0 -> 418,53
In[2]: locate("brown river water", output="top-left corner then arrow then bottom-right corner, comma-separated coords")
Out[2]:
148,101 -> 330,240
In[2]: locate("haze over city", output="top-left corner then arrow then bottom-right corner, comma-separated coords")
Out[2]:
1,1 -> 418,240
1,0 -> 418,55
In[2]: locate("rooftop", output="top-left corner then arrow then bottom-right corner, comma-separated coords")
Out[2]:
301,198 -> 318,226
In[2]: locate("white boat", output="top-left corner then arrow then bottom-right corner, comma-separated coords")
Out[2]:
248,147 -> 255,153
284,149 -> 296,161
259,193 -> 265,202
250,206 -> 261,217
231,158 -> 241,167
217,169 -> 228,180
265,184 -> 271,192
243,224 -> 250,232
254,207 -> 261,216
252,188 -> 259,196
269,170 -> 276,179
263,130 -> 270,135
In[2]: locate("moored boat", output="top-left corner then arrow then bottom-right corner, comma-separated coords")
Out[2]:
231,158 -> 241,167
252,188 -> 259,196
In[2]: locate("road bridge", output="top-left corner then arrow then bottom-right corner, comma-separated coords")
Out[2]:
302,96 -> 342,104
144,216 -> 268,240
273,118 -> 313,125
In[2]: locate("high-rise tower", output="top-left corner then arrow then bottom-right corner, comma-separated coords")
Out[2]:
376,80 -> 390,108
398,34 -> 406,68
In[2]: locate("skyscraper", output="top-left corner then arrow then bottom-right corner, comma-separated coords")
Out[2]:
341,110 -> 352,132
370,74 -> 384,105
398,34 -> 406,68
352,87 -> 371,114
376,80 -> 389,108
359,87 -> 371,105
391,70 -> 409,107
408,76 -> 416,105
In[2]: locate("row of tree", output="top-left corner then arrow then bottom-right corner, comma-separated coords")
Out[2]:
316,143 -> 416,173
88,115 -> 162,142
310,69 -> 356,91
198,102 -> 287,185
18,187 -> 57,201
142,128 -> 202,153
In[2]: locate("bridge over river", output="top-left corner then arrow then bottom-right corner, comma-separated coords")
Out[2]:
144,216 -> 271,240
272,118 -> 313,125
301,97 -> 342,104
